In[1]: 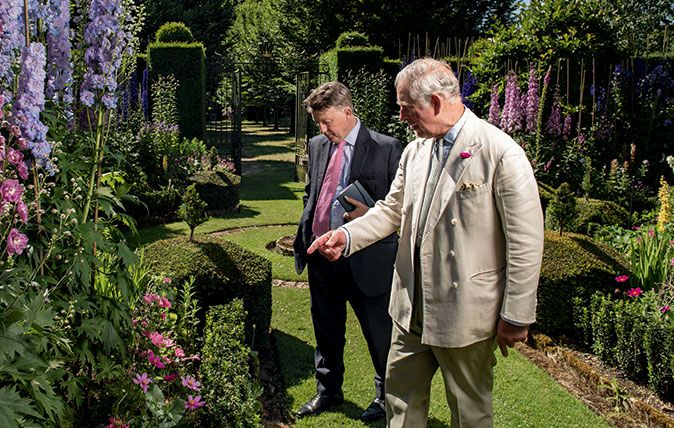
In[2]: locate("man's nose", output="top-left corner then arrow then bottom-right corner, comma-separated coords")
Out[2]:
319,123 -> 328,134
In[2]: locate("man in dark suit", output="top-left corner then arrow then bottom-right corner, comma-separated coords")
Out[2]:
293,81 -> 402,422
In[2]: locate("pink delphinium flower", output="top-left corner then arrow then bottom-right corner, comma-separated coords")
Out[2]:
133,372 -> 152,393
15,200 -> 28,223
525,65 -> 539,133
500,71 -> 523,134
1,179 -> 23,202
185,395 -> 205,410
181,375 -> 201,391
615,275 -> 629,283
626,288 -> 643,298
7,228 -> 28,255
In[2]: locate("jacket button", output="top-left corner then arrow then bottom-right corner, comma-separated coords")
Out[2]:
452,281 -> 458,288
451,218 -> 458,226
449,250 -> 455,257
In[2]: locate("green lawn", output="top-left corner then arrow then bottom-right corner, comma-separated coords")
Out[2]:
138,122 -> 611,427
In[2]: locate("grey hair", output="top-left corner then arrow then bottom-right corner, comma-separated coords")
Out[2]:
304,81 -> 353,114
395,58 -> 461,106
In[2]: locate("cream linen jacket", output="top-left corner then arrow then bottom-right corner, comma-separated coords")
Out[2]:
342,108 -> 544,348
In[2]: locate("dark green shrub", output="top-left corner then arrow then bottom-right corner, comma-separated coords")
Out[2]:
644,315 -> 674,401
190,170 -> 240,212
345,68 -> 392,134
546,182 -> 577,235
155,22 -> 194,43
613,298 -> 648,381
573,198 -> 630,235
148,42 -> 206,140
335,31 -> 369,48
130,186 -> 182,225
537,181 -> 556,213
535,231 -> 629,336
321,46 -> 386,82
143,236 -> 272,349
199,301 -> 263,427
178,184 -> 209,242
589,292 -> 617,366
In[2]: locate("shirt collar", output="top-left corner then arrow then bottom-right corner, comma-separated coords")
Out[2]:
441,107 -> 468,145
343,118 -> 361,146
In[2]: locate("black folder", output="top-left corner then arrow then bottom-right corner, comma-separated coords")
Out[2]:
337,180 -> 375,211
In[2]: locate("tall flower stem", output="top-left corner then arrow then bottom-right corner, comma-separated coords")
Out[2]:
81,107 -> 105,224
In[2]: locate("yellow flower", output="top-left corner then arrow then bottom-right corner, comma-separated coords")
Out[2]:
657,176 -> 671,232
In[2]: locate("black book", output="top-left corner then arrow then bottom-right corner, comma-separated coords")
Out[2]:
337,180 -> 375,211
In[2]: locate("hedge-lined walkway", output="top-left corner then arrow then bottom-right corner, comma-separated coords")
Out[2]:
140,122 -> 612,427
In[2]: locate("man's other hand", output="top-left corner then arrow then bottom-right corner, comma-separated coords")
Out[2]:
342,196 -> 369,222
307,229 -> 347,261
496,318 -> 529,357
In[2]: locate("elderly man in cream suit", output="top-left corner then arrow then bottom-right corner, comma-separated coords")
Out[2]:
308,57 -> 544,427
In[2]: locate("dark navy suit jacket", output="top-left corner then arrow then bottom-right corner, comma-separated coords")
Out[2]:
294,125 -> 402,297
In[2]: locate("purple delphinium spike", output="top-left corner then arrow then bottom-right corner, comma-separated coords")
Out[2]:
525,65 -> 539,133
45,0 -> 73,106
546,88 -> 562,137
142,68 -> 149,119
13,42 -> 54,174
0,1 -> 24,101
500,72 -> 523,134
562,114 -> 573,141
461,71 -> 477,110
80,0 -> 132,110
488,83 -> 500,126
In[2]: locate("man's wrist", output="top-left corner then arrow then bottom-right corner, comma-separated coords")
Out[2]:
338,227 -> 352,257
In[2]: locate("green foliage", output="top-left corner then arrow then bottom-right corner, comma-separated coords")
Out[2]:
147,42 -> 206,139
155,21 -> 194,43
151,74 -> 179,126
386,115 -> 416,146
546,182 -> 577,235
344,68 -> 392,133
536,231 -> 629,336
189,170 -> 241,213
628,226 -> 674,291
199,301 -> 263,427
177,185 -> 208,242
173,276 -> 202,356
142,236 -> 272,349
321,46 -> 385,82
573,198 -> 630,235
335,31 -> 369,48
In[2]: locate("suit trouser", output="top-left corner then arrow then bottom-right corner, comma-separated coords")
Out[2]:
307,253 -> 392,401
386,321 -> 497,428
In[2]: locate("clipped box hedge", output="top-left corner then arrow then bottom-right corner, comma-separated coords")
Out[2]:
322,46 -> 386,82
535,230 -> 629,336
143,235 -> 272,348
147,42 -> 206,140
190,170 -> 240,213
199,300 -> 262,427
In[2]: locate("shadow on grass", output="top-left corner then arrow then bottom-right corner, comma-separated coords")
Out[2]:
241,160 -> 302,201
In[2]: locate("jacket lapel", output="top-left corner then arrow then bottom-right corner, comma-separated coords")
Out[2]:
411,137 -> 435,242
349,126 -> 371,181
313,137 -> 332,201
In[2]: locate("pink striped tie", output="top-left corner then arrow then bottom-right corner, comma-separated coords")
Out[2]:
312,140 -> 346,237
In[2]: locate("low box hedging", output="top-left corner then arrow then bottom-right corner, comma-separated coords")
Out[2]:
199,300 -> 262,427
580,291 -> 674,401
551,197 -> 629,235
535,231 -> 629,336
143,235 -> 272,349
189,170 -> 240,212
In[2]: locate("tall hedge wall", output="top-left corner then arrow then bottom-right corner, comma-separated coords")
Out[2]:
147,42 -> 206,140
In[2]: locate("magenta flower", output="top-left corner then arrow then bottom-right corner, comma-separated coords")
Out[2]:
661,305 -> 670,314
459,151 -> 471,159
181,375 -> 201,391
6,228 -> 28,255
648,229 -> 655,238
146,350 -> 166,369
163,276 -> 172,283
149,332 -> 164,347
7,147 -> 22,165
185,395 -> 205,410
16,162 -> 28,180
626,288 -> 643,298
158,297 -> 171,309
175,347 -> 185,358
143,293 -> 159,304
615,275 -> 629,283
16,200 -> 28,223
164,373 -> 178,382
133,372 -> 152,393
1,179 -> 23,202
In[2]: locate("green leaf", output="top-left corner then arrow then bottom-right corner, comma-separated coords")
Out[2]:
0,386 -> 42,421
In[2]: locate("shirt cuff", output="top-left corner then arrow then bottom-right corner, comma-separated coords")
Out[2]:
500,315 -> 530,327
338,226 -> 352,257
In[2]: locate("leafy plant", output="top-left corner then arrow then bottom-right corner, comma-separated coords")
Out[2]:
177,185 -> 208,242
547,182 -> 578,235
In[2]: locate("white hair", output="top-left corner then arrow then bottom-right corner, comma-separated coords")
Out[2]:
395,58 -> 461,105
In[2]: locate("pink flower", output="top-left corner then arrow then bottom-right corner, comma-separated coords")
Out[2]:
161,312 -> 167,320
158,297 -> 172,309
1,179 -> 23,202
16,200 -> 27,223
661,305 -> 670,314
163,337 -> 175,348
7,228 -> 28,255
16,162 -> 28,180
459,151 -> 471,159
133,372 -> 152,393
143,293 -> 159,304
163,276 -> 172,283
181,375 -> 201,391
16,138 -> 27,150
149,332 -> 164,347
7,147 -> 23,165
615,275 -> 629,283
185,395 -> 205,410
164,373 -> 178,382
626,287 -> 643,298
648,229 -> 655,238
147,350 -> 166,369
175,347 -> 185,358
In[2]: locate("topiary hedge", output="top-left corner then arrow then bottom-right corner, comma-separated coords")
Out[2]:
199,300 -> 262,427
155,21 -> 194,43
143,235 -> 272,349
535,230 -> 629,337
335,31 -> 369,48
572,197 -> 630,235
190,170 -> 240,213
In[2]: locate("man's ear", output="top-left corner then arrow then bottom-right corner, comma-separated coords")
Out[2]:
430,94 -> 443,115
